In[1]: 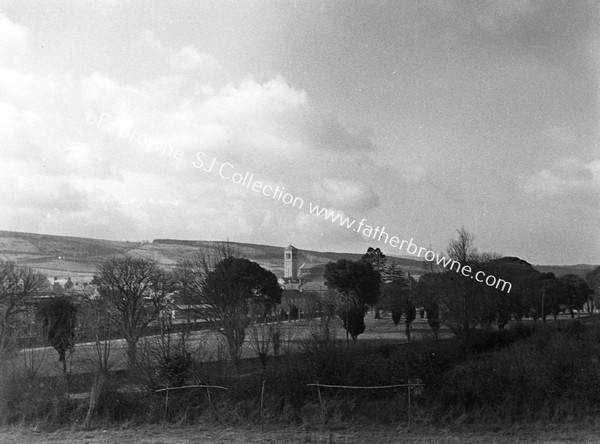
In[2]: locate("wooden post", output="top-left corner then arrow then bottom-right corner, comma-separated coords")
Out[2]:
162,386 -> 169,428
260,379 -> 266,431
407,384 -> 412,432
306,382 -> 422,433
316,381 -> 325,431
206,386 -> 212,420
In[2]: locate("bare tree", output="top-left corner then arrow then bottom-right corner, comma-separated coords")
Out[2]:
248,303 -> 274,371
446,228 -> 478,333
93,256 -> 174,368
78,292 -> 119,430
0,262 -> 47,358
447,227 -> 478,265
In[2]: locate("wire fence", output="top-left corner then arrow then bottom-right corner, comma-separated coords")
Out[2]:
155,384 -> 229,427
154,379 -> 424,431
307,381 -> 425,432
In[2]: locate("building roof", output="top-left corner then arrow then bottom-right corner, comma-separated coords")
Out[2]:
299,280 -> 328,292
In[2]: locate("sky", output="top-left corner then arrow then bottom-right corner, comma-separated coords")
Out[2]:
0,0 -> 598,265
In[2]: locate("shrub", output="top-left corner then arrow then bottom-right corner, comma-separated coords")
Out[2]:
462,328 -> 516,353
158,352 -> 194,387
561,319 -> 586,339
0,371 -> 75,426
435,330 -> 600,421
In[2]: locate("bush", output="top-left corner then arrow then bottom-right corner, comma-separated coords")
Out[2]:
560,319 -> 586,339
158,352 -> 193,387
462,329 -> 516,353
435,329 -> 600,421
0,370 -> 75,426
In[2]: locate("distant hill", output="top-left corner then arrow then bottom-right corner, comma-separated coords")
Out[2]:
533,264 -> 597,280
0,230 -> 429,282
0,230 -> 594,283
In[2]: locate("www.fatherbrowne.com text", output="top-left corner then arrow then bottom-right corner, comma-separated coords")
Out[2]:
308,204 -> 511,293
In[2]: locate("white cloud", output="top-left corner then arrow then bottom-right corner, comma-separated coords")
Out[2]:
141,30 -> 222,74
312,179 -> 379,212
523,157 -> 600,201
170,45 -> 221,72
523,169 -> 566,197
0,13 -> 28,58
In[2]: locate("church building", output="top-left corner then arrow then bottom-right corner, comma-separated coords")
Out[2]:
279,245 -> 328,320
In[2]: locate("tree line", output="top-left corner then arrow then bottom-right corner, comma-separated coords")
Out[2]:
322,228 -> 596,342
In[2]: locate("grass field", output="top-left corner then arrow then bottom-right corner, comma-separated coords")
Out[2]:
15,313 -> 448,379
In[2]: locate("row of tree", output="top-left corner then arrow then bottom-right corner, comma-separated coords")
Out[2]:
322,229 -> 596,342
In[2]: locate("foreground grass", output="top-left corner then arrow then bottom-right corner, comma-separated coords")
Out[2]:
3,423 -> 600,444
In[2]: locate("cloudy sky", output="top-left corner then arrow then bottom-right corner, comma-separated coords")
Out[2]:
0,0 -> 598,265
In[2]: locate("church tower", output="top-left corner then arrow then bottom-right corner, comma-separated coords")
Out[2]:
284,245 -> 299,282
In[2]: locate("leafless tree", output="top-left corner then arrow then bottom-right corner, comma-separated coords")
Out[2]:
78,291 -> 120,430
248,302 -> 275,371
447,227 -> 478,265
93,256 -> 174,368
0,262 -> 47,358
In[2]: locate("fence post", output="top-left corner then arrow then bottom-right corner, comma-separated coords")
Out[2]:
407,384 -> 412,432
316,381 -> 324,431
206,386 -> 212,420
162,386 -> 169,428
305,382 -> 422,433
260,379 -> 266,430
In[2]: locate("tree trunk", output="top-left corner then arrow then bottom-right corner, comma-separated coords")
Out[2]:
58,347 -> 67,373
259,353 -> 267,370
225,326 -> 245,371
127,340 -> 137,369
83,371 -> 107,430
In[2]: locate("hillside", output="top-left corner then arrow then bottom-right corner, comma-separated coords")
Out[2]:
0,230 -> 429,282
0,230 -> 594,283
533,264 -> 597,279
